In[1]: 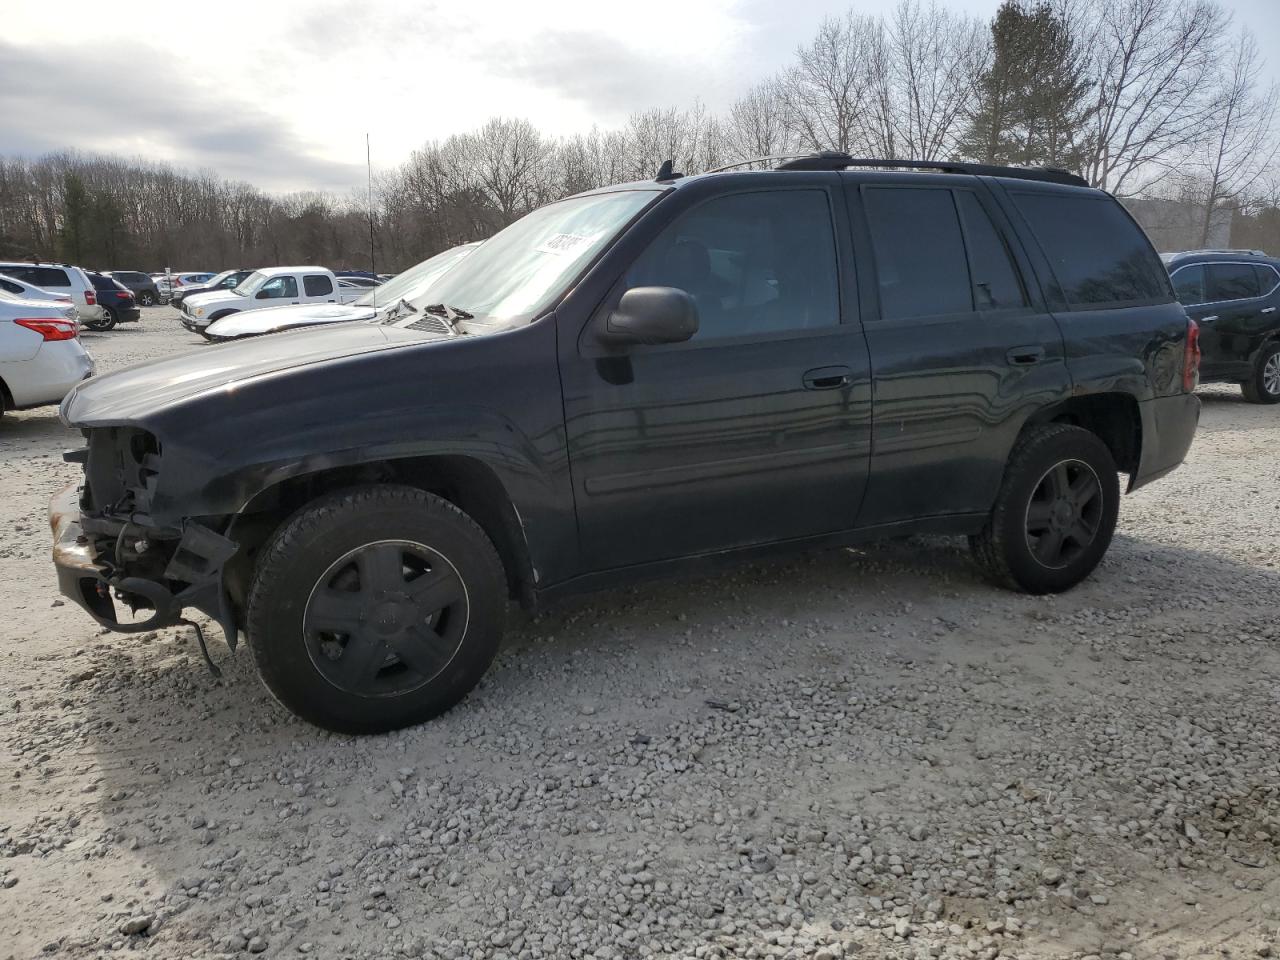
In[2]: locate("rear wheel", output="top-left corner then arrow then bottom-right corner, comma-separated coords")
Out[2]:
1241,343 -> 1280,404
970,424 -> 1119,593
138,291 -> 156,306
247,485 -> 506,733
84,309 -> 116,332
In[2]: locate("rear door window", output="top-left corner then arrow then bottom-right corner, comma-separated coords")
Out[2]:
304,274 -> 334,296
955,191 -> 1027,311
1208,263 -> 1261,302
1171,264 -> 1207,305
863,186 -> 971,320
1011,192 -> 1169,308
10,266 -> 70,288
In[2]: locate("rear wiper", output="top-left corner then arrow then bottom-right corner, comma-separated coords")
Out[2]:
423,302 -> 473,335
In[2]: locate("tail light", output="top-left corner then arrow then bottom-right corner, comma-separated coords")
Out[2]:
84,289 -> 96,306
173,277 -> 184,286
15,318 -> 79,342
116,291 -> 132,300
1183,318 -> 1201,391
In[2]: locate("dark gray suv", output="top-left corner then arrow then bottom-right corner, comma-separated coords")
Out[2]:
51,153 -> 1201,733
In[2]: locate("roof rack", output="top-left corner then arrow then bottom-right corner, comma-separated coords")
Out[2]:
707,151 -> 1089,187
1171,248 -> 1267,258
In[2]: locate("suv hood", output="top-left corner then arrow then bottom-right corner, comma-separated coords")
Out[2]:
62,322 -> 440,426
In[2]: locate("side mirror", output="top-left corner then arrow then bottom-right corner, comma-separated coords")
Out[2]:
600,286 -> 698,346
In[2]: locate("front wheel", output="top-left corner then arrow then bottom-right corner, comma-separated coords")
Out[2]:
138,291 -> 156,306
247,485 -> 507,733
1241,343 -> 1280,404
969,424 -> 1120,594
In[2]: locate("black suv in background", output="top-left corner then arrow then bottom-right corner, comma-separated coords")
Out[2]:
83,271 -> 140,331
1165,249 -> 1280,403
107,271 -> 161,306
50,154 -> 1200,733
169,269 -> 253,310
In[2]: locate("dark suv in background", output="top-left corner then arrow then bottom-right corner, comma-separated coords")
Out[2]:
107,271 -> 161,306
1165,249 -> 1280,403
83,271 -> 140,330
51,153 -> 1200,734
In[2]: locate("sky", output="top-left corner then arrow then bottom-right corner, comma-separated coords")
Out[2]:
2,0 -> 1277,194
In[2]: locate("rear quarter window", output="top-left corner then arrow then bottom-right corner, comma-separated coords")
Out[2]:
1011,192 -> 1171,309
8,266 -> 70,288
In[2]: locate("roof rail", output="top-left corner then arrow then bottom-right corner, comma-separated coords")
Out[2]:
1173,248 -> 1268,258
770,151 -> 1090,187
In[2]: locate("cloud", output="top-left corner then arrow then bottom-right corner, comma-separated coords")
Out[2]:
0,38 -> 363,193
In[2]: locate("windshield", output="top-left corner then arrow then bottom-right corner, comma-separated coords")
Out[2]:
233,271 -> 269,298
358,244 -> 479,308
415,190 -> 659,325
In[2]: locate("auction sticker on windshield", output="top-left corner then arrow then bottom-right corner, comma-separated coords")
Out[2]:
536,233 -> 598,256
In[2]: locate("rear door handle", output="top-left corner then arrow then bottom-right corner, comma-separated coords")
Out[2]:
1262,307 -> 1276,315
803,365 -> 851,390
1006,346 -> 1045,366
1198,315 -> 1219,322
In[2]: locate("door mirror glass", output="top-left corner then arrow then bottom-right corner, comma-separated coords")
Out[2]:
600,286 -> 698,346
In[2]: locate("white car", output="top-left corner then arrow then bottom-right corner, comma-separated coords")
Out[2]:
0,291 -> 94,417
157,271 -> 216,301
0,261 -> 101,324
0,272 -> 76,310
182,266 -> 364,336
204,244 -> 479,341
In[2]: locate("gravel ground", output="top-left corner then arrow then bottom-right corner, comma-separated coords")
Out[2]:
2,307 -> 1280,960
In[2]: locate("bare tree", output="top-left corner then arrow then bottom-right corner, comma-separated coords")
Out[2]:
1187,30 -> 1279,245
724,80 -> 797,161
887,0 -> 987,160
779,12 -> 884,154
1079,0 -> 1227,194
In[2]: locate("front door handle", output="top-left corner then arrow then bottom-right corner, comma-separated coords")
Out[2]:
1006,346 -> 1045,366
803,365 -> 851,390
1262,307 -> 1276,315
1198,315 -> 1219,323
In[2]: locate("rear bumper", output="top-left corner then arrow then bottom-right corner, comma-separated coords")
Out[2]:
2,342 -> 94,408
1131,392 -> 1200,491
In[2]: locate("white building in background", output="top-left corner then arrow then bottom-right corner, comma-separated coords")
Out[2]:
1122,198 -> 1233,254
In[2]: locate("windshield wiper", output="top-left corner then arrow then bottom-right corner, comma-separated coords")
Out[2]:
380,298 -> 417,324
423,302 -> 473,335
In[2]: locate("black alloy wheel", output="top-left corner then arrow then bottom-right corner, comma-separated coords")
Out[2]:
302,539 -> 469,698
1023,459 -> 1103,569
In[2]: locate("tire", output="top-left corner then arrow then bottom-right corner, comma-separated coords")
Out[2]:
85,309 -> 116,332
1241,342 -> 1280,404
138,291 -> 156,307
969,424 -> 1120,594
246,484 -> 507,734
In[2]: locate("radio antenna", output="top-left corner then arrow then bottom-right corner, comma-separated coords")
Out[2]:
367,133 -> 376,309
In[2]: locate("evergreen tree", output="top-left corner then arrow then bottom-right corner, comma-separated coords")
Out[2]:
58,172 -> 90,264
960,1 -> 1093,170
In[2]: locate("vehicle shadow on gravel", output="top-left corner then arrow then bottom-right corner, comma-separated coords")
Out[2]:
0,410 -> 74,459
54,526 -> 1280,954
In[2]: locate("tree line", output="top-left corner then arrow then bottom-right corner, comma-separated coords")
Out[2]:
1,0 -> 1277,274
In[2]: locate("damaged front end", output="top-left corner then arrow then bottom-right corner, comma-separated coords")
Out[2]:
50,426 -> 240,653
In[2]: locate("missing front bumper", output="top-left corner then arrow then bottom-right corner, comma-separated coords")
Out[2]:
49,483 -> 240,647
